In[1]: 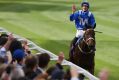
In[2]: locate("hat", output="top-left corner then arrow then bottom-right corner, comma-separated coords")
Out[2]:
81,2 -> 90,8
13,49 -> 25,59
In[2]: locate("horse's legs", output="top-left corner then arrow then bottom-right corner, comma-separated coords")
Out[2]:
89,66 -> 94,75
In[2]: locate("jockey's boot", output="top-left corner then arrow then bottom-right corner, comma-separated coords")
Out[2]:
71,37 -> 78,54
69,37 -> 78,62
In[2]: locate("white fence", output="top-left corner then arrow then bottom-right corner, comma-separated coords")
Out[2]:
0,27 -> 99,80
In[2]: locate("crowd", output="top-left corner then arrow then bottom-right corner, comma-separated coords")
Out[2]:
0,33 -> 109,80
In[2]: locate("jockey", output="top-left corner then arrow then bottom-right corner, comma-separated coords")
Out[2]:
70,1 -> 96,52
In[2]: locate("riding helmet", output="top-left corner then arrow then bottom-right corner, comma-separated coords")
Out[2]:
81,2 -> 90,8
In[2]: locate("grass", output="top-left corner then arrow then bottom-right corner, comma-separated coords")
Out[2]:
0,0 -> 119,80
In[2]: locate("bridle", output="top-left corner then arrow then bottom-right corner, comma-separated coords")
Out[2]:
78,36 -> 95,54
85,37 -> 95,46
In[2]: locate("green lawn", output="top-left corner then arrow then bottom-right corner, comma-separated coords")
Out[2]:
0,0 -> 119,80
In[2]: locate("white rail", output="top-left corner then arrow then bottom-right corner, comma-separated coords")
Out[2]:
0,27 -> 99,80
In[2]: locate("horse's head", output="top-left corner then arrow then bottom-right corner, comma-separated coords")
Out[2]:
83,29 -> 95,51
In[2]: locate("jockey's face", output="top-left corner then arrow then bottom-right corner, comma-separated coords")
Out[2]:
82,5 -> 89,11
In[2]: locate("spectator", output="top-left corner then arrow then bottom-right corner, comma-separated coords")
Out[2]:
0,33 -> 12,64
9,39 -> 23,56
35,52 -> 65,80
0,34 -> 14,63
10,67 -> 25,80
1,64 -> 25,80
24,55 -> 38,80
1,64 -> 14,80
12,49 -> 26,68
48,52 -> 65,80
36,53 -> 50,74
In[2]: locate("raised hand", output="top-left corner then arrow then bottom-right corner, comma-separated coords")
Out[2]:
8,33 -> 14,41
72,4 -> 76,13
4,33 -> 14,51
57,52 -> 64,64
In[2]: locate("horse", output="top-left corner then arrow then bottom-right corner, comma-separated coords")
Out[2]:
69,29 -> 96,79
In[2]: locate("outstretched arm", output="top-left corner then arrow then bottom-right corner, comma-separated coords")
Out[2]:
70,4 -> 79,21
4,34 -> 14,51
0,34 -> 14,58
